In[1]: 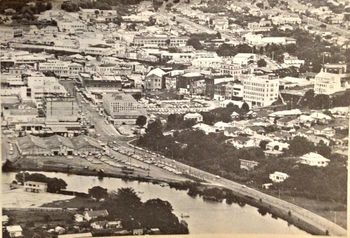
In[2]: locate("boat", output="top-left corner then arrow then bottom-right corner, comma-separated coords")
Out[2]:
180,213 -> 190,218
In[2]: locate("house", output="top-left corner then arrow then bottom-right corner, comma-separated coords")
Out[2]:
24,181 -> 47,193
299,152 -> 330,167
2,215 -> 9,226
192,123 -> 217,134
6,225 -> 23,238
107,221 -> 122,229
266,141 -> 289,151
132,228 -> 144,235
145,68 -> 167,90
226,136 -> 255,149
239,159 -> 259,171
231,111 -> 240,119
91,220 -> 108,230
214,121 -> 232,131
74,214 -> 84,223
269,171 -> 289,183
224,127 -> 240,137
83,210 -> 109,221
184,113 -> 203,123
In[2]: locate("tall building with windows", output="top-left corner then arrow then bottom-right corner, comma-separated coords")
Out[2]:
314,64 -> 350,95
102,93 -> 146,125
242,74 -> 279,107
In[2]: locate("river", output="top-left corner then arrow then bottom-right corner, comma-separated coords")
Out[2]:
2,172 -> 308,235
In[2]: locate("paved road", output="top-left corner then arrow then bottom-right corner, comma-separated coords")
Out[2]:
120,140 -> 347,236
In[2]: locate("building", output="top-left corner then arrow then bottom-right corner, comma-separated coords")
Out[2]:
270,14 -> 302,25
43,97 -> 79,122
27,76 -> 68,108
6,225 -> 23,238
24,181 -> 48,193
314,64 -> 350,95
184,113 -> 203,122
214,81 -> 243,100
220,61 -> 243,76
102,93 -> 146,125
39,61 -> 83,78
239,159 -> 259,171
57,20 -> 86,33
145,68 -> 167,90
242,74 -> 279,107
299,152 -> 330,167
269,171 -> 289,183
84,210 -> 109,221
133,35 -> 189,48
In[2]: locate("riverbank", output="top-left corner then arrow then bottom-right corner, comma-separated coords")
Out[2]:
3,160 -> 346,236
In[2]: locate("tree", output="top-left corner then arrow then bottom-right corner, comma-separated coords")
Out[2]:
136,115 -> 147,127
186,38 -> 203,50
146,119 -> 163,137
88,186 -> 108,201
216,43 -> 237,56
259,140 -> 269,150
257,58 -> 267,67
288,136 -> 315,156
241,102 -> 250,114
115,187 -> 142,209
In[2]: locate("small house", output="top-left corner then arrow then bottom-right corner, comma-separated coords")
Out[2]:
74,214 -> 84,223
239,159 -> 259,171
6,225 -> 23,238
133,228 -> 144,235
83,210 -> 109,221
24,181 -> 47,193
299,152 -> 330,167
91,221 -> 108,230
184,113 -> 203,123
269,171 -> 289,183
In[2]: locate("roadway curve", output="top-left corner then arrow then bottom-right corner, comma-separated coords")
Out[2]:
124,140 -> 347,236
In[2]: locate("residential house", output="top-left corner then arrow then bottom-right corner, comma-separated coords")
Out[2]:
6,225 -> 23,238
24,181 -> 48,193
192,123 -> 217,134
74,214 -> 85,223
133,228 -> 144,235
184,113 -> 203,123
91,221 -> 108,230
226,136 -> 255,149
269,171 -> 289,183
299,152 -> 330,167
83,210 -> 109,221
239,159 -> 259,171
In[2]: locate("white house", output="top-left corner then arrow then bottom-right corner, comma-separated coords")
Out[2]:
299,152 -> 330,167
192,123 -> 217,134
83,210 -> 109,221
184,113 -> 203,123
269,171 -> 289,183
24,181 -> 48,193
6,225 -> 23,238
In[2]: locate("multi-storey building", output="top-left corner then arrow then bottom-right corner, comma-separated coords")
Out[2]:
39,60 -> 83,78
242,74 -> 279,107
102,93 -> 146,125
133,35 -> 189,48
314,64 -> 350,95
220,61 -> 243,76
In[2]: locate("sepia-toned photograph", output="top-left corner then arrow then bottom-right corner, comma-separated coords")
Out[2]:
0,0 -> 349,237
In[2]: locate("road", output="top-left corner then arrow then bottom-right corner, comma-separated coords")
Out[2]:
118,139 -> 347,236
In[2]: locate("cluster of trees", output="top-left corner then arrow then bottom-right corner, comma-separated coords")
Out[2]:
62,0 -> 143,13
287,136 -> 331,158
137,120 -> 269,179
300,90 -> 350,109
201,102 -> 249,125
166,114 -> 196,130
92,187 -> 188,234
0,0 -> 51,13
15,172 -> 67,193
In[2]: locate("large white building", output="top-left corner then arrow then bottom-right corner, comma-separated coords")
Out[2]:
133,35 -> 189,48
102,93 -> 146,125
242,74 -> 279,107
299,152 -> 330,167
314,64 -> 350,95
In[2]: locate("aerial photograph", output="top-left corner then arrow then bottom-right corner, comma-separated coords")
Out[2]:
0,0 -> 349,237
